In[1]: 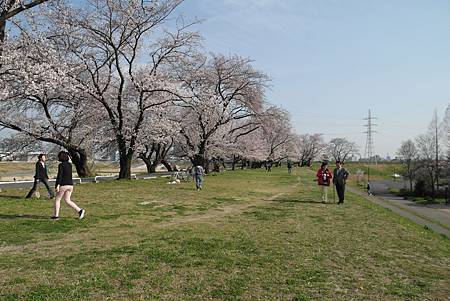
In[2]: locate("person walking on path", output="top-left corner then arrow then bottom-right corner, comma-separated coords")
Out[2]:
367,182 -> 373,196
192,165 -> 205,191
316,162 -> 333,203
266,160 -> 273,172
333,160 -> 349,204
287,161 -> 293,174
51,151 -> 85,220
26,154 -> 55,199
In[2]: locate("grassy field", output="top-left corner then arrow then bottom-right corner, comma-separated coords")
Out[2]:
0,167 -> 448,300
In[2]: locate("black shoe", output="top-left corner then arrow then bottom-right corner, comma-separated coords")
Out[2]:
78,209 -> 85,220
51,216 -> 59,220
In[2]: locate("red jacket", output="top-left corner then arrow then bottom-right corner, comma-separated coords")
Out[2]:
316,168 -> 333,186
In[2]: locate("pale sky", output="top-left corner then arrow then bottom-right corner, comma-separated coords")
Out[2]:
177,0 -> 450,157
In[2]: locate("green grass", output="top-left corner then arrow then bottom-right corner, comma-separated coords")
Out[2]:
388,188 -> 448,205
0,167 -> 449,300
310,162 -> 403,180
410,197 -> 448,205
344,162 -> 403,179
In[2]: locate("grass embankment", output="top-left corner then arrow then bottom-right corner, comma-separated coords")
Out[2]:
0,168 -> 448,300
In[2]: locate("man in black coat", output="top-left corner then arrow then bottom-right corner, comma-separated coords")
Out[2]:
333,160 -> 349,204
26,154 -> 55,199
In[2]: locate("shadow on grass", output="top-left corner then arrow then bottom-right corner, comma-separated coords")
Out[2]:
0,214 -> 49,220
0,195 -> 25,200
177,186 -> 198,191
273,198 -> 337,205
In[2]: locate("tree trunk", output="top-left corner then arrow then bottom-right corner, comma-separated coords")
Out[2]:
67,147 -> 92,177
192,154 -> 209,173
138,155 -> 154,174
161,159 -> 173,172
118,151 -> 133,179
232,155 -> 238,171
212,158 -> 220,172
0,19 -> 5,48
221,158 -> 226,169
213,159 -> 220,172
0,19 -> 5,62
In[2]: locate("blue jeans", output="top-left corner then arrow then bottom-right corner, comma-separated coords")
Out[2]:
195,175 -> 203,189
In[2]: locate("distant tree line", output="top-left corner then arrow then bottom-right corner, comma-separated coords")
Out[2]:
397,106 -> 450,200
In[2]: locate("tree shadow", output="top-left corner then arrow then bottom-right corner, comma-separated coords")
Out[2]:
0,214 -> 49,220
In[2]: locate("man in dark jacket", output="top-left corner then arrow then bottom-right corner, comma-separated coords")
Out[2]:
26,154 -> 55,199
333,160 -> 349,204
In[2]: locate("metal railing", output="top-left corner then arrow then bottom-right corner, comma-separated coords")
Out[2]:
0,172 -> 178,189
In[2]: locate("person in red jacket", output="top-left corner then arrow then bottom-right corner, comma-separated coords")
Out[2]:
316,162 -> 333,203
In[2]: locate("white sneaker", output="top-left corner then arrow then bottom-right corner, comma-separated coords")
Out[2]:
78,209 -> 85,220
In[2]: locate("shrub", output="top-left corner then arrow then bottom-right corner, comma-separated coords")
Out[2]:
414,180 -> 426,197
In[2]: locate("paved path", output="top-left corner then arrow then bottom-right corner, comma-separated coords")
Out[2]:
348,181 -> 450,238
0,172 -> 177,190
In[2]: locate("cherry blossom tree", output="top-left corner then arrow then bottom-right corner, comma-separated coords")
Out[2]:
1,0 -> 49,45
174,54 -> 268,171
0,34 -> 100,176
258,107 -> 295,162
46,0 -> 199,179
0,132 -> 43,160
233,129 -> 268,168
137,104 -> 179,173
296,133 -> 325,166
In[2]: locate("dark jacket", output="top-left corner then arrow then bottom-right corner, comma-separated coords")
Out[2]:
34,161 -> 49,180
316,168 -> 332,186
333,167 -> 349,185
55,161 -> 73,187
